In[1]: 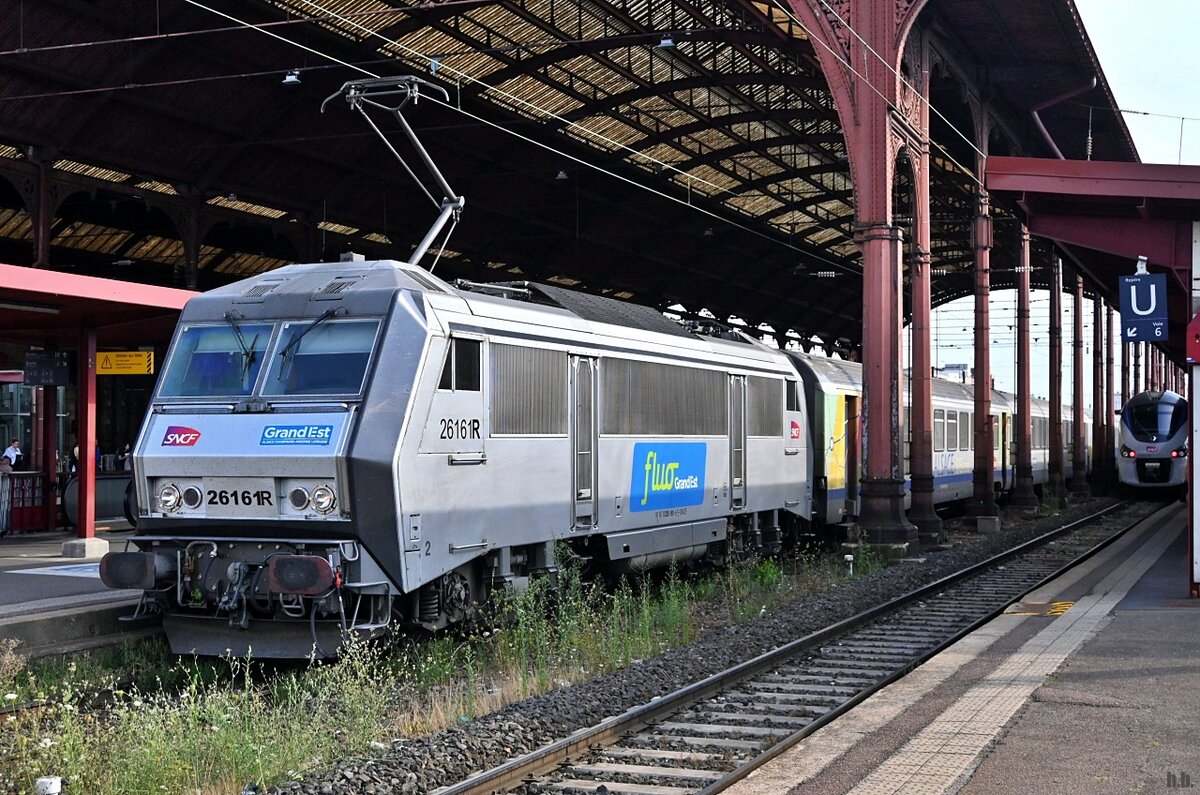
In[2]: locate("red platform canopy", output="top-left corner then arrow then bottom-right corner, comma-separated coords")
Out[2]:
0,263 -> 195,543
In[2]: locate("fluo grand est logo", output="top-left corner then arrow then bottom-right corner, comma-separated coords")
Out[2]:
629,442 -> 706,512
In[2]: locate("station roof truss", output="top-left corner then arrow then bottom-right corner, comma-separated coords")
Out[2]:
0,0 -> 1137,352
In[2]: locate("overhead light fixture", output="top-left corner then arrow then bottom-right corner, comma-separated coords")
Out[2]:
657,36 -> 675,48
282,69 -> 301,86
703,227 -> 714,237
113,259 -> 133,266
429,57 -> 442,74
0,300 -> 60,315
556,170 -> 569,180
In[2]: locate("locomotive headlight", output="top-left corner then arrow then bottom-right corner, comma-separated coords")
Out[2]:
288,487 -> 311,510
1120,445 -> 1136,458
158,483 -> 182,512
182,486 -> 204,510
311,485 -> 337,514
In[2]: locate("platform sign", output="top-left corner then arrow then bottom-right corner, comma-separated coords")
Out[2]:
1120,273 -> 1168,341
97,351 -> 154,375
23,349 -> 72,386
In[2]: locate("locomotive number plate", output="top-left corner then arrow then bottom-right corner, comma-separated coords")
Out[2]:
202,477 -> 277,518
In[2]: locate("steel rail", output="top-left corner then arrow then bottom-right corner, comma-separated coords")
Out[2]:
435,500 -> 1144,795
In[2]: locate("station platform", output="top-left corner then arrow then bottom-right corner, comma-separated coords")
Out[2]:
0,525 -> 152,656
728,501 -> 1197,795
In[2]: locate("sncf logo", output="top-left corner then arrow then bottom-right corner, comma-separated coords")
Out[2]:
162,426 -> 201,447
790,420 -> 802,440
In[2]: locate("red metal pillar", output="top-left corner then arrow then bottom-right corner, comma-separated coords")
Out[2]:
1092,294 -> 1104,486
1048,258 -> 1064,497
907,143 -> 942,544
967,184 -> 997,518
1105,305 -> 1115,485
857,222 -> 916,545
1011,225 -> 1037,508
1069,274 -> 1090,498
76,328 -> 97,540
775,0 -> 930,552
37,386 -> 58,530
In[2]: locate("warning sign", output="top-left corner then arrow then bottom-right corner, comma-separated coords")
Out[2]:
98,351 -> 154,375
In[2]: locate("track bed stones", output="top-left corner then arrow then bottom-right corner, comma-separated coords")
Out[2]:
272,499 -> 1145,795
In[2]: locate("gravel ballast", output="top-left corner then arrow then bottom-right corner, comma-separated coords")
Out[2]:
268,498 -> 1156,795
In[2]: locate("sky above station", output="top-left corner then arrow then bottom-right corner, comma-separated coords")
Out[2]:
929,0 -> 1199,407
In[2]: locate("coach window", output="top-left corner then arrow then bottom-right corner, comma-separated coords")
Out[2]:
960,412 -> 972,451
933,409 -> 945,453
946,411 -> 958,452
439,338 -> 481,391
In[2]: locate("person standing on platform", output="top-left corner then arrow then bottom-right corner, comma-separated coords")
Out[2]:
117,442 -> 132,471
2,438 -> 20,470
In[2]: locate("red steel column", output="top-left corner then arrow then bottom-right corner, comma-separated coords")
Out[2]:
857,222 -> 916,545
967,184 -> 996,518
777,0 -> 929,552
1011,226 -> 1037,508
77,328 -> 97,539
38,387 -> 58,530
1092,294 -> 1104,486
1105,305 -> 1115,485
1049,258 -> 1064,497
1069,274 -> 1090,498
907,141 -> 941,543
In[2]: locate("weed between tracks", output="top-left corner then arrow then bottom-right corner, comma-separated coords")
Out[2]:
0,551 -> 854,795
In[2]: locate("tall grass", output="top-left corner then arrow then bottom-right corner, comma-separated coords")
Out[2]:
0,546 -> 883,794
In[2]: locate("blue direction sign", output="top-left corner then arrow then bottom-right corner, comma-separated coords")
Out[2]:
1119,273 -> 1168,341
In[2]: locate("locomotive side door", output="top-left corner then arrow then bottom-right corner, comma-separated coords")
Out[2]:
571,356 -> 597,530
730,375 -> 746,509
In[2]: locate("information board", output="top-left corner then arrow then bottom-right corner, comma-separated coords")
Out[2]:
22,350 -> 72,386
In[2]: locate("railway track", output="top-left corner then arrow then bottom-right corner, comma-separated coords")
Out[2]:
435,501 -> 1141,795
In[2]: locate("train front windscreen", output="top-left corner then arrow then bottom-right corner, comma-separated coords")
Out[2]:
1123,398 -> 1187,442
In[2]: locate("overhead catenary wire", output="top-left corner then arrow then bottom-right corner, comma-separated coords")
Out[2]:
290,0 -> 866,263
180,0 -> 864,274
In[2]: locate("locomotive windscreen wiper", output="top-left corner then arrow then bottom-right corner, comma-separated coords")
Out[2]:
223,311 -> 259,383
278,307 -> 345,362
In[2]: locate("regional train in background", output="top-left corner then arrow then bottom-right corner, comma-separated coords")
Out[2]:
99,258 -> 1095,658
1116,389 -> 1188,490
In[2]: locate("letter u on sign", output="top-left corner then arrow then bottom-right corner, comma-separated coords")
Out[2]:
1129,283 -> 1156,316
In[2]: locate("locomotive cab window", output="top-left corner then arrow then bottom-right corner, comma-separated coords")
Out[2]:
263,319 -> 380,396
785,380 -> 801,412
160,323 -> 273,398
438,338 -> 481,392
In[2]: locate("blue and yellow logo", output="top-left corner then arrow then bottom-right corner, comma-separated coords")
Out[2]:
630,442 -> 706,512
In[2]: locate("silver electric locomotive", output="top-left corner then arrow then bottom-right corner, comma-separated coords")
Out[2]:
101,261 -> 813,657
